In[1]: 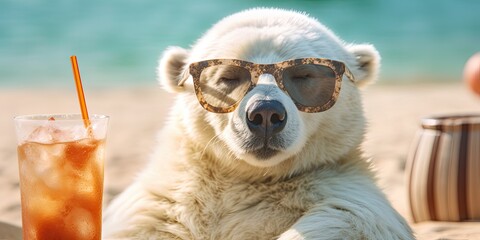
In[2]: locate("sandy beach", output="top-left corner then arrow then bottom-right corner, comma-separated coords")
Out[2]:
1,82 -> 479,239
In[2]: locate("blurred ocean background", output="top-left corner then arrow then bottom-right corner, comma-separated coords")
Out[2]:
0,0 -> 479,88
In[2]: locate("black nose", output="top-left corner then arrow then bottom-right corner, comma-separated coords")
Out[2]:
246,100 -> 287,138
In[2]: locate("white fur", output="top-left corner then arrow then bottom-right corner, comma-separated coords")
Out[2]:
103,8 -> 413,239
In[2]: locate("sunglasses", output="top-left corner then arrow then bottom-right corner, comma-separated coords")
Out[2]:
178,58 -> 355,113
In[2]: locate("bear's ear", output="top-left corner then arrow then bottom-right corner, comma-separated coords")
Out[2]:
346,44 -> 381,87
157,46 -> 189,93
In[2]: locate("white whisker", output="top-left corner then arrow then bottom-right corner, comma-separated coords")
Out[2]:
200,133 -> 221,160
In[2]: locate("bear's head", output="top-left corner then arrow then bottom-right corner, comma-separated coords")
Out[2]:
157,8 -> 379,176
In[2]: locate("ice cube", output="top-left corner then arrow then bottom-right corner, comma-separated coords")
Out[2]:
19,142 -> 55,177
65,207 -> 96,239
50,125 -> 86,143
27,193 -> 61,220
68,125 -> 90,141
76,172 -> 97,198
39,166 -> 64,191
27,124 -> 62,143
27,122 -> 89,144
24,144 -> 64,186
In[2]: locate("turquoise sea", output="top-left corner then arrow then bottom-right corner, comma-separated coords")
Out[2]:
0,0 -> 479,87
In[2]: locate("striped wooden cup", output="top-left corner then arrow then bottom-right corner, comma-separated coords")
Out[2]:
406,114 -> 480,222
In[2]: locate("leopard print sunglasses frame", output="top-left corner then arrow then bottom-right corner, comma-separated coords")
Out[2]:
179,58 -> 355,113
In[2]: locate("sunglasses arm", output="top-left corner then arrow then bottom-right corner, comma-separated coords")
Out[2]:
344,67 -> 355,83
175,73 -> 195,93
177,69 -> 192,87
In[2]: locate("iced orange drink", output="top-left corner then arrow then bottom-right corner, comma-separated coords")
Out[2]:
14,114 -> 108,240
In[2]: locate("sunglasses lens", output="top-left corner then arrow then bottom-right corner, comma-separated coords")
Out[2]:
282,64 -> 337,108
199,65 -> 252,109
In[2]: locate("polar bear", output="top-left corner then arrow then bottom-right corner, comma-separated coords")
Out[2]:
103,8 -> 414,240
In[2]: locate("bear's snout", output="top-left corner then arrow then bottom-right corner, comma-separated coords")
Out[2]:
246,100 -> 287,139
